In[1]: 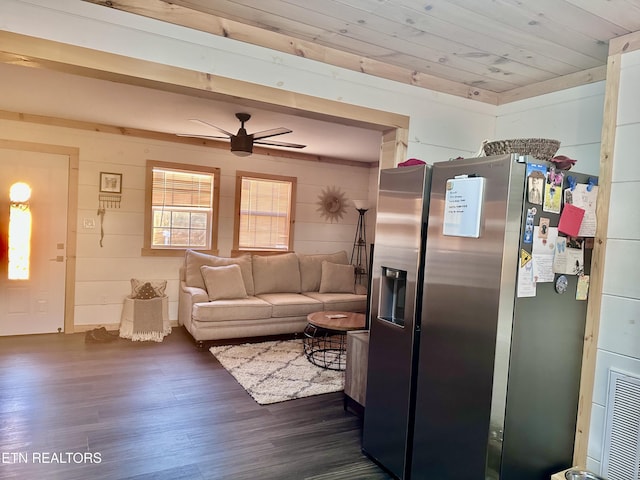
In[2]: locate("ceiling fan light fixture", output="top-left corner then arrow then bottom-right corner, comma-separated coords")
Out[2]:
232,150 -> 252,157
181,112 -> 305,156
231,135 -> 253,156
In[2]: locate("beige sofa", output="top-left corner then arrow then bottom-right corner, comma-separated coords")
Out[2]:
178,249 -> 367,346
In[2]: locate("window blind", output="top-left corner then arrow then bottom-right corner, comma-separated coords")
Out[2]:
152,169 -> 212,208
239,177 -> 291,249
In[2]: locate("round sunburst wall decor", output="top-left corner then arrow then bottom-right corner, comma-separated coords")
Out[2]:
317,186 -> 348,223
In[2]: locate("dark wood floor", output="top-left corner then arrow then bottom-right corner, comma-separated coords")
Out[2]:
0,327 -> 391,480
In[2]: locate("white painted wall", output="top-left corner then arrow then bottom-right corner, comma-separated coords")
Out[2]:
1,118 -> 372,326
496,82 -> 605,176
585,48 -> 640,475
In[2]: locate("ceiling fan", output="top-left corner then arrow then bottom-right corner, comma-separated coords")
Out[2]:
178,112 -> 306,156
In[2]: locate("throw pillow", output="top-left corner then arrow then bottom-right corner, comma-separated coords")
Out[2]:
252,253 -> 301,295
200,264 -> 248,301
319,261 -> 356,294
184,249 -> 254,296
131,278 -> 167,298
133,282 -> 159,300
298,251 -> 348,292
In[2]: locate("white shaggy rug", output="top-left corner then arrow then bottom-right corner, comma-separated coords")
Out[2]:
210,339 -> 344,405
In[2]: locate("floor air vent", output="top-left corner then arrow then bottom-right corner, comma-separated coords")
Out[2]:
602,370 -> 640,480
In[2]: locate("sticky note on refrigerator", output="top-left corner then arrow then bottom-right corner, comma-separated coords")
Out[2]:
576,275 -> 590,300
558,204 -> 585,237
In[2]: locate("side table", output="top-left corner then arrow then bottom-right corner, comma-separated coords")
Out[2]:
303,311 -> 365,371
119,295 -> 171,342
345,329 -> 369,409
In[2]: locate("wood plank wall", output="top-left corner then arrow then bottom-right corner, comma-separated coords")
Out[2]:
573,30 -> 640,468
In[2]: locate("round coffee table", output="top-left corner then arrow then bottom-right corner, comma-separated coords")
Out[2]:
303,311 -> 366,371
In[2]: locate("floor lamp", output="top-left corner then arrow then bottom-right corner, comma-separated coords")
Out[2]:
350,200 -> 369,285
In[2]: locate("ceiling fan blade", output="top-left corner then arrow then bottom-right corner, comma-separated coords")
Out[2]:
254,139 -> 307,149
188,118 -> 234,137
177,133 -> 229,140
251,127 -> 292,140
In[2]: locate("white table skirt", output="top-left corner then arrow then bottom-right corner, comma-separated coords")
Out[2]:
119,295 -> 171,342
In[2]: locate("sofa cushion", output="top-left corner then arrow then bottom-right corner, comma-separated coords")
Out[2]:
319,261 -> 356,293
256,293 -> 323,317
184,250 -> 254,296
303,292 -> 367,312
252,253 -> 301,295
192,297 -> 272,323
298,251 -> 349,292
200,264 -> 248,301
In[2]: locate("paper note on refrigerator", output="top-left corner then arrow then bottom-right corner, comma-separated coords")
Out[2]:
565,184 -> 598,237
576,275 -> 590,300
553,237 -> 567,274
532,226 -> 557,283
443,176 -> 485,238
543,170 -> 564,214
526,163 -> 547,205
517,249 -> 536,297
553,237 -> 585,275
558,203 -> 585,237
566,245 -> 585,275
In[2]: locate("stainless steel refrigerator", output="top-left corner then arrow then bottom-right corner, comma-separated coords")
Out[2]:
363,154 -> 594,480
363,163 -> 432,478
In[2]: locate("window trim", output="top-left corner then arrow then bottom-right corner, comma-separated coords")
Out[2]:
142,160 -> 220,257
232,171 -> 296,255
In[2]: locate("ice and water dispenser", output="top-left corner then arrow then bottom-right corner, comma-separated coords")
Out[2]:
378,266 -> 407,326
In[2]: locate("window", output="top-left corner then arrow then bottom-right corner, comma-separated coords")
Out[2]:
8,182 -> 32,280
142,160 -> 220,256
233,171 -> 296,254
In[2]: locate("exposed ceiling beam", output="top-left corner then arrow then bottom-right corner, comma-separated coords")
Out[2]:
0,30 -> 408,132
497,65 -> 606,105
81,0 -> 498,104
81,0 -> 610,105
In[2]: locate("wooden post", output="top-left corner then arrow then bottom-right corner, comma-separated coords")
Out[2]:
572,51 -> 621,467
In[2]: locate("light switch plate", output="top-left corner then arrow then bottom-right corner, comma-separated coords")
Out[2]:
83,218 -> 96,229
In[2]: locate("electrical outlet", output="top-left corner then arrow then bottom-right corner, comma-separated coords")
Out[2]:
83,218 -> 96,229
100,295 -> 108,305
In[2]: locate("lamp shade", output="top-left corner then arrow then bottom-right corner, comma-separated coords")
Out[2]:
353,199 -> 369,210
10,182 -> 31,203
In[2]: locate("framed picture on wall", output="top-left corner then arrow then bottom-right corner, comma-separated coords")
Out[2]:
100,172 -> 122,193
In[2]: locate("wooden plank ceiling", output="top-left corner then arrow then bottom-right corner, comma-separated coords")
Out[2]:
86,0 -> 640,104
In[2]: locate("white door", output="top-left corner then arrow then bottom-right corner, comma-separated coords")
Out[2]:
0,148 -> 69,335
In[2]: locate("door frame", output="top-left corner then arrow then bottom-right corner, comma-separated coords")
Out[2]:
0,138 -> 79,334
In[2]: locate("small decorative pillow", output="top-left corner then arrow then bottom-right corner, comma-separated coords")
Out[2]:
131,279 -> 167,298
319,261 -> 356,294
133,282 -> 158,299
184,250 -> 255,296
200,264 -> 248,301
298,251 -> 349,292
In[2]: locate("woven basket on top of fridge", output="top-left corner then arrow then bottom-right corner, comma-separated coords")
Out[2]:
483,138 -> 560,162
